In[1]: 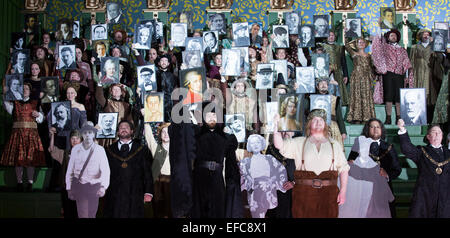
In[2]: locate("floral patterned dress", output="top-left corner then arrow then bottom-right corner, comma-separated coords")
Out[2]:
345,45 -> 376,122
239,153 -> 287,218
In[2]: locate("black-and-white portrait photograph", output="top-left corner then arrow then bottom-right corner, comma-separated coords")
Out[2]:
298,25 -> 315,48
208,13 -> 226,35
11,49 -> 30,74
56,18 -> 73,42
155,21 -> 164,43
73,21 -> 80,38
58,45 -> 76,70
256,63 -> 275,89
4,74 -> 23,101
177,11 -> 193,31
233,46 -> 250,73
265,102 -> 278,134
278,94 -> 302,132
434,22 -> 449,30
144,92 -> 164,123
433,29 -> 448,52
106,2 -> 123,24
270,60 -> 288,85
312,53 -> 329,78
285,12 -> 300,34
380,7 -> 395,30
134,24 -> 152,50
272,25 -> 289,48
180,67 -> 206,105
137,65 -> 157,92
182,50 -> 202,69
400,88 -> 427,126
91,24 -> 108,41
96,112 -> 118,139
11,32 -> 26,51
41,77 -> 59,103
225,114 -> 246,143
171,23 -> 187,47
314,15 -> 330,38
203,31 -> 219,54
233,22 -> 250,47
185,37 -> 204,53
51,101 -> 72,132
296,67 -> 315,94
310,94 -> 331,125
100,57 -> 120,85
222,49 -> 242,76
345,18 -> 362,38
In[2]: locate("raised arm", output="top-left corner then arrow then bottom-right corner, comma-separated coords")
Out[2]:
144,123 -> 158,157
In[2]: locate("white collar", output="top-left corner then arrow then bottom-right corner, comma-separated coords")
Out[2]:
431,144 -> 442,149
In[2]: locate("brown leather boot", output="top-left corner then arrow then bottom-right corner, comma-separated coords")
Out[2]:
385,115 -> 391,125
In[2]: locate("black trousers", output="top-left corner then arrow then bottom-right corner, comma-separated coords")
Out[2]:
383,72 -> 404,103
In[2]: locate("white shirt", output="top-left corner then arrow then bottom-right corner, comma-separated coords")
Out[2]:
118,140 -> 133,152
66,143 -> 110,190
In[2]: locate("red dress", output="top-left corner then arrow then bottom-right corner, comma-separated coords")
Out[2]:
0,100 -> 46,167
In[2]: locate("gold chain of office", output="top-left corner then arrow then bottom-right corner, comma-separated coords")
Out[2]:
421,147 -> 450,175
107,145 -> 144,169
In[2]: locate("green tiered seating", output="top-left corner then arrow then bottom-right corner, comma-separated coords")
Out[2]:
342,105 -> 426,218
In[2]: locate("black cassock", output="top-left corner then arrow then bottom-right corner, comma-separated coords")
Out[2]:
191,125 -> 242,218
399,132 -> 450,218
104,140 -> 154,218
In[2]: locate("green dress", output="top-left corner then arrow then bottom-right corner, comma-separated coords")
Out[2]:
432,72 -> 448,124
323,43 -> 349,106
410,43 -> 435,105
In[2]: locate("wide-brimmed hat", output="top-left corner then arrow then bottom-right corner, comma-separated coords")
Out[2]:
384,28 -> 401,43
417,28 -> 432,41
234,24 -> 248,33
80,121 -> 98,134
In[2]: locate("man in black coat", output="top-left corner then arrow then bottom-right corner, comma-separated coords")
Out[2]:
104,120 -> 154,218
398,119 -> 450,218
156,54 -> 179,122
348,118 -> 402,217
191,102 -> 242,218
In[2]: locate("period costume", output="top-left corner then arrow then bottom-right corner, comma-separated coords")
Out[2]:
344,43 -> 376,122
168,121 -> 196,218
104,139 -> 154,218
279,136 -> 349,217
410,42 -> 434,105
399,130 -> 450,218
431,52 -> 449,124
191,124 -> 242,218
371,34 -> 414,103
227,93 -> 256,131
0,100 -> 46,167
323,42 -> 349,105
144,124 -> 172,218
156,69 -> 179,122
329,95 -> 347,148
339,136 -> 394,218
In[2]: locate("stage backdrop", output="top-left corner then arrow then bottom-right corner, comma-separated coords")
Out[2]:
44,0 -> 449,36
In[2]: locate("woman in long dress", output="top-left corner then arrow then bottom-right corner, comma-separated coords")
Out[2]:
1,83 -> 46,191
345,38 -> 376,124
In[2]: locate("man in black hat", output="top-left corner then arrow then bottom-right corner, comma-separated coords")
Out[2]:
139,67 -> 156,91
233,23 -> 250,47
372,27 -> 413,125
256,66 -> 274,89
104,120 -> 154,218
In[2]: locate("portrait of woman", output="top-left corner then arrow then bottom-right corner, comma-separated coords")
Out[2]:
278,94 -> 302,131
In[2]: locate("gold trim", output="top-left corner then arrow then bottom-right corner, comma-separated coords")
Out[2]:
13,121 -> 37,129
421,147 -> 450,175
107,145 -> 144,167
